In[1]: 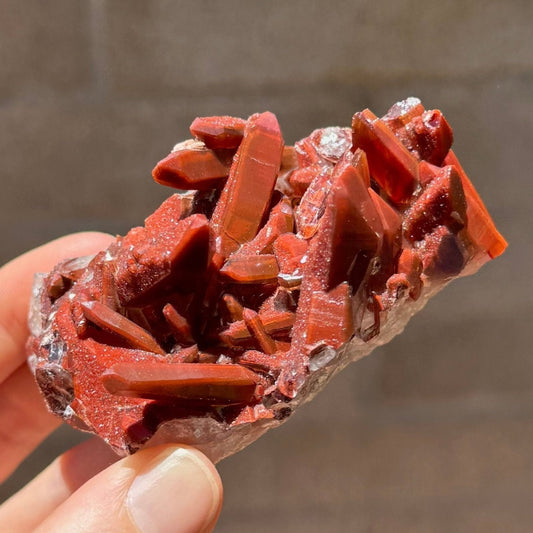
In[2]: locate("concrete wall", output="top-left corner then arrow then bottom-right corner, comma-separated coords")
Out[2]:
1,1 -> 531,531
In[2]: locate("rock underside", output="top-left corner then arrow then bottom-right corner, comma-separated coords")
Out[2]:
27,99 -> 507,462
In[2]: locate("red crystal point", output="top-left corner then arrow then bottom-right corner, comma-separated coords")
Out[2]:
279,145 -> 299,183
102,362 -> 261,405
98,261 -> 119,311
115,212 -> 210,306
258,310 -> 296,336
304,282 -> 355,348
418,160 -> 442,187
382,97 -> 425,130
288,164 -> 322,197
273,233 -> 307,280
295,166 -> 332,239
410,109 -> 454,165
171,345 -> 199,363
81,300 -> 166,355
240,198 -> 294,255
29,100 -> 507,458
368,188 -> 402,258
398,248 -> 423,297
444,150 -> 507,260
352,109 -> 419,203
310,150 -> 382,292
162,303 -> 195,345
211,111 -> 284,257
242,308 -> 277,355
152,140 -> 230,190
404,165 -> 467,242
384,99 -> 454,166
190,116 -> 246,149
220,254 -> 279,283
236,350 -> 283,375
222,293 -> 244,321
419,225 -> 466,278
144,193 -> 193,229
220,310 -> 295,348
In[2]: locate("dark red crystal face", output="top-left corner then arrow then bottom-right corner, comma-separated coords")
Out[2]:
28,100 -> 506,459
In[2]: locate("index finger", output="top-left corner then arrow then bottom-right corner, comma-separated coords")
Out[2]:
0,232 -> 114,482
0,231 -> 114,383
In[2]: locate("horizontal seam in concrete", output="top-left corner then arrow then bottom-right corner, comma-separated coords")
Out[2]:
294,390 -> 533,428
220,485 -> 533,523
1,67 -> 532,108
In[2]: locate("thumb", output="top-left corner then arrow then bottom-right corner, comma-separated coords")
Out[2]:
37,444 -> 223,533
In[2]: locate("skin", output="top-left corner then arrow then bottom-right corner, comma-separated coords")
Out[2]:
0,233 -> 223,532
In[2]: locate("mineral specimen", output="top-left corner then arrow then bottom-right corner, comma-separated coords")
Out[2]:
27,99 -> 506,462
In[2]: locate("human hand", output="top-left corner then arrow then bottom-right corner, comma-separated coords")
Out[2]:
0,233 -> 223,532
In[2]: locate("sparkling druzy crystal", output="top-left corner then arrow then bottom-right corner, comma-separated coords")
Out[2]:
27,100 -> 507,461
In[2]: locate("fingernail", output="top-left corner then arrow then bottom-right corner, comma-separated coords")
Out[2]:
127,448 -> 221,533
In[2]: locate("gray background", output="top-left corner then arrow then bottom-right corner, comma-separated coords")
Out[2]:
1,1 -> 531,531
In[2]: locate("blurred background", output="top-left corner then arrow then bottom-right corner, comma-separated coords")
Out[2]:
0,1 -> 531,531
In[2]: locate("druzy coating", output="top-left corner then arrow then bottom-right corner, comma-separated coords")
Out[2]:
27,98 -> 506,461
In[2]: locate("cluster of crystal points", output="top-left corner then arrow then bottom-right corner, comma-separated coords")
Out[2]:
27,98 -> 506,461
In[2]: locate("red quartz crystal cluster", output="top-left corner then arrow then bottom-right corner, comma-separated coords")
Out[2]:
27,98 -> 506,460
